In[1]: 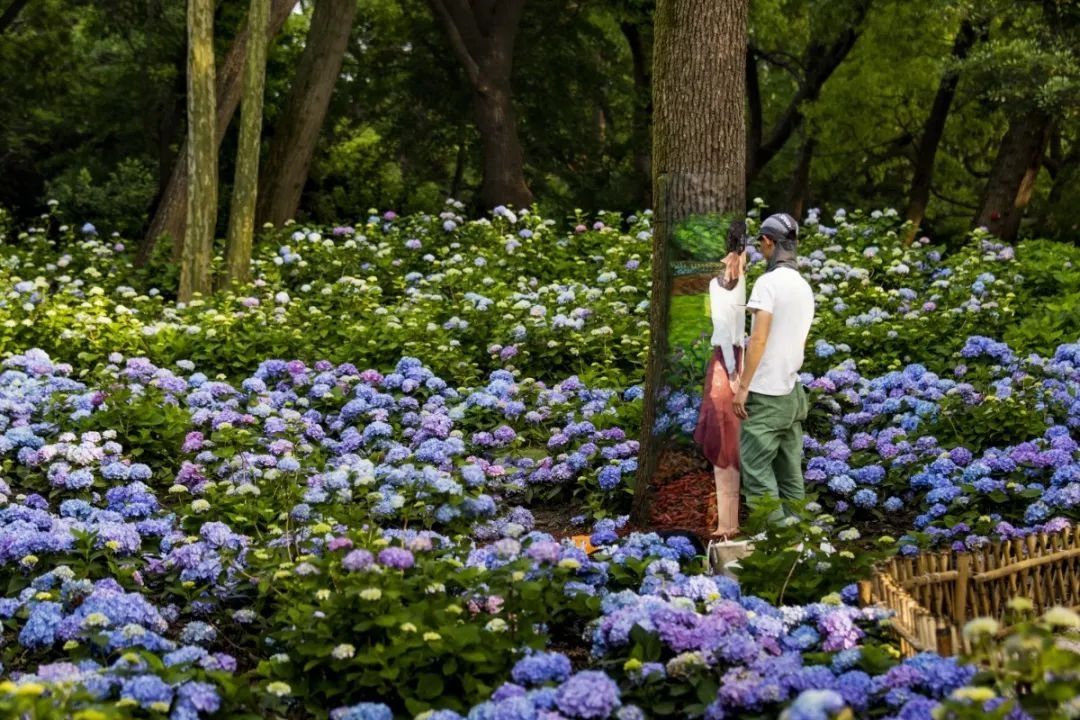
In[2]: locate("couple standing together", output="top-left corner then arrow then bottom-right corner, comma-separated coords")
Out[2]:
693,213 -> 814,538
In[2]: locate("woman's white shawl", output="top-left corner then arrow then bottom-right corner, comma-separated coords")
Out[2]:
708,274 -> 746,376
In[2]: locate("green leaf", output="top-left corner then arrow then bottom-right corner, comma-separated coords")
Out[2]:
417,673 -> 445,699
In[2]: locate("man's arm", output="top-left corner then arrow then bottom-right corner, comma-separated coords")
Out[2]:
733,309 -> 771,419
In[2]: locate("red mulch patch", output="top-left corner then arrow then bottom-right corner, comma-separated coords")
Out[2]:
649,469 -> 718,540
627,446 -> 738,542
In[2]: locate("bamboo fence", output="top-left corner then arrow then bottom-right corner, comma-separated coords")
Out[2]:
671,260 -> 725,277
861,526 -> 1080,656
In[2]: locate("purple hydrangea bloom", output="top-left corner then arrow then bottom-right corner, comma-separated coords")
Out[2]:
555,671 -> 621,719
377,547 -> 415,570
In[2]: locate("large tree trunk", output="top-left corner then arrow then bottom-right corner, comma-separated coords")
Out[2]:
139,0 -> 297,267
903,19 -> 977,244
222,0 -> 270,287
973,109 -> 1053,242
471,75 -> 532,211
632,0 -> 748,526
255,0 -> 356,227
621,20 -> 652,208
427,0 -> 533,210
179,0 -> 218,303
745,0 -> 869,186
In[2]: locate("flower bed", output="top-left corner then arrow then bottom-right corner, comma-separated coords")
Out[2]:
0,204 -> 1078,718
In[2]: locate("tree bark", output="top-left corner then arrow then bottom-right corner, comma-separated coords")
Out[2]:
255,0 -> 357,227
180,0 -> 218,303
139,0 -> 297,267
787,136 -> 815,221
427,0 -> 533,210
632,0 -> 748,526
622,20 -> 652,208
0,0 -> 29,35
973,109 -> 1053,242
902,19 -> 977,244
746,0 -> 869,185
222,0 -> 270,287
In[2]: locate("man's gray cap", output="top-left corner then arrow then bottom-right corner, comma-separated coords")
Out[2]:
759,213 -> 799,244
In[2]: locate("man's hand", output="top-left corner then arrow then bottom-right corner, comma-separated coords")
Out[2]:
733,385 -> 749,419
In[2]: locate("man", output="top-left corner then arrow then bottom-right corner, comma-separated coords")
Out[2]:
731,213 -> 814,520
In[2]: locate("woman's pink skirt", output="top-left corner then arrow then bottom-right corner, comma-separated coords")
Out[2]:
693,346 -> 742,470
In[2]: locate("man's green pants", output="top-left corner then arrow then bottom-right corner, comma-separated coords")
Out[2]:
740,384 -> 809,521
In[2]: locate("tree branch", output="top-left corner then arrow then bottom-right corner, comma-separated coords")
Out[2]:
754,48 -> 804,80
0,0 -> 30,35
426,0 -> 482,87
752,0 -> 871,179
961,152 -> 991,179
441,0 -> 484,50
930,184 -> 978,210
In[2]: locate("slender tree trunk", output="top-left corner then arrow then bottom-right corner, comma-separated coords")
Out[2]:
632,0 -> 748,526
139,0 -> 297,267
787,136 -> 815,221
450,123 -> 468,200
256,0 -> 356,226
622,21 -> 652,208
427,0 -> 533,210
0,0 -> 29,35
180,0 -> 218,302
903,20 -> 977,244
143,45 -> 187,231
222,0 -> 270,287
973,109 -> 1053,242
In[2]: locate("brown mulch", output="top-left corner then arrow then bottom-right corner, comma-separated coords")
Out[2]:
532,503 -> 586,538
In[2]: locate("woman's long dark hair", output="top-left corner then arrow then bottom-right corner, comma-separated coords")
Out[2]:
717,219 -> 748,290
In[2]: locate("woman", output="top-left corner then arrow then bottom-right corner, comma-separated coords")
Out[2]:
693,245 -> 746,538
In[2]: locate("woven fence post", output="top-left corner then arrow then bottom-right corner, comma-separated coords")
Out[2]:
954,552 -> 971,626
936,618 -> 953,656
857,580 -> 873,607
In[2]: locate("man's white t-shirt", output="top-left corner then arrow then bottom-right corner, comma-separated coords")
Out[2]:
746,266 -> 814,395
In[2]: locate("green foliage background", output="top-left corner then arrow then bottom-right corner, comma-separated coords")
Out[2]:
1,0 -> 1077,241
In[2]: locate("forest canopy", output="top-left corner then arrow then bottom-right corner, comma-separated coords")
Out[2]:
0,0 -> 1077,243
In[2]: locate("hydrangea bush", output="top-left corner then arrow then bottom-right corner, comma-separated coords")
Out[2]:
0,204 -> 1078,718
